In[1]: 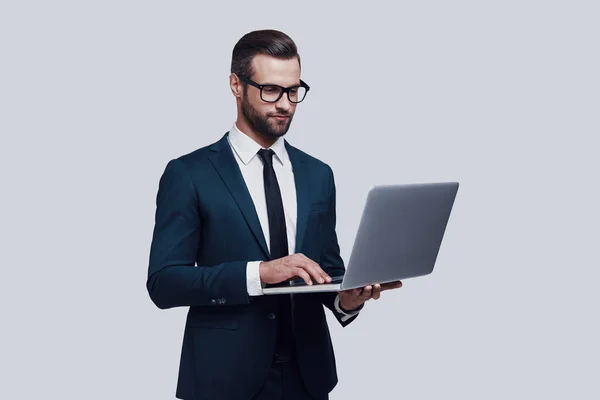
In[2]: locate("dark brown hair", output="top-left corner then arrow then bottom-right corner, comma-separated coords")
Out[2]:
231,29 -> 301,79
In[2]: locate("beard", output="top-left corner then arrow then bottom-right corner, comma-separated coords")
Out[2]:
241,91 -> 294,139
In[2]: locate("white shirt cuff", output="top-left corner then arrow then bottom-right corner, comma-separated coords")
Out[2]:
334,294 -> 361,322
246,261 -> 264,296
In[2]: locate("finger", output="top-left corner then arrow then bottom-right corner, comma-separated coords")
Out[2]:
297,254 -> 332,283
343,287 -> 362,296
372,284 -> 382,300
292,267 -> 313,285
292,254 -> 320,282
339,287 -> 361,295
286,255 -> 318,284
294,254 -> 330,284
361,285 -> 373,299
381,281 -> 403,291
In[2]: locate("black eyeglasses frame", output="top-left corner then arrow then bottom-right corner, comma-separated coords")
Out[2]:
237,75 -> 310,103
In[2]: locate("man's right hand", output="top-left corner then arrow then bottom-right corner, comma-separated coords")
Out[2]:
259,253 -> 332,285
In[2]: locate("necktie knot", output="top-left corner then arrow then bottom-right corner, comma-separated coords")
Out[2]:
258,148 -> 275,167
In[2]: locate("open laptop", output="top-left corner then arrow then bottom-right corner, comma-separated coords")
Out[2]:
262,182 -> 459,295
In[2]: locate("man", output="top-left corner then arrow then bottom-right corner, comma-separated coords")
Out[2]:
147,29 -> 402,400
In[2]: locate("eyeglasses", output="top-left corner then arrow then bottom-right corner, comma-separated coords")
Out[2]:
237,75 -> 310,103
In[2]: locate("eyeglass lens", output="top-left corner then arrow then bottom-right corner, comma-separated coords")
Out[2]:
261,85 -> 307,103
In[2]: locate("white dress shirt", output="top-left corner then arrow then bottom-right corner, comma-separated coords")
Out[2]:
227,123 -> 359,320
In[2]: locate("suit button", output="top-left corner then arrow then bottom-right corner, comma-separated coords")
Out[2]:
268,313 -> 276,320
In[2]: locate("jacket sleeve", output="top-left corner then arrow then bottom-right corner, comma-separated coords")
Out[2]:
317,164 -> 361,327
146,158 -> 250,309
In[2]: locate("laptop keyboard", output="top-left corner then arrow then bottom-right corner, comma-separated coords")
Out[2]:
287,274 -> 344,286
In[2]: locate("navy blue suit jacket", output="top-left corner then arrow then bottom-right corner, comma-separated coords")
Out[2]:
147,132 -> 359,400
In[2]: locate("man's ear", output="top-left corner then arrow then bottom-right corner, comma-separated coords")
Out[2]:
230,73 -> 242,98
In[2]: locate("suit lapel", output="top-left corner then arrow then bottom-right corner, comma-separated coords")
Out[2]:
208,133 -> 270,259
285,141 -> 310,254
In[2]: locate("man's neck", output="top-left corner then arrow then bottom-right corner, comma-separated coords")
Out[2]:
235,118 -> 278,149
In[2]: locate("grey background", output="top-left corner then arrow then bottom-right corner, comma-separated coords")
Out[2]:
1,1 -> 598,399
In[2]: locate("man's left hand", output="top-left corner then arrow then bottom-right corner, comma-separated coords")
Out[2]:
338,281 -> 403,312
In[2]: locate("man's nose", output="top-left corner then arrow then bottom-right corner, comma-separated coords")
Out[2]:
275,94 -> 292,112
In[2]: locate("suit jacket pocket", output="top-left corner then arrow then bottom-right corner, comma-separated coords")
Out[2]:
186,314 -> 240,330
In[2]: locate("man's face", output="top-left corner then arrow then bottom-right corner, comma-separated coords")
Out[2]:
240,54 -> 300,140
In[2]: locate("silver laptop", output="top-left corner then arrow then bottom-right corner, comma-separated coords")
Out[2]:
262,182 -> 459,295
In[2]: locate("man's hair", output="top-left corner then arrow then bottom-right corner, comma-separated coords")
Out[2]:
231,29 -> 301,79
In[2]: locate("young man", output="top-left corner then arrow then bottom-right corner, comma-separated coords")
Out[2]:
147,29 -> 402,400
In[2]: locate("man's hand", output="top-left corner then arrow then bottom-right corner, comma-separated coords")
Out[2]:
259,253 -> 333,285
338,281 -> 403,312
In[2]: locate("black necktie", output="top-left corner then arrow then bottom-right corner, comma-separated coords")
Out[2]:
257,148 -> 294,360
257,149 -> 289,259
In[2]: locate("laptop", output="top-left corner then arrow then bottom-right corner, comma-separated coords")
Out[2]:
262,182 -> 459,295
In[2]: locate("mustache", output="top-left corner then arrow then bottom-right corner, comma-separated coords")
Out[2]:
269,112 -> 292,117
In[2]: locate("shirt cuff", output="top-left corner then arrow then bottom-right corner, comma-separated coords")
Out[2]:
334,294 -> 362,322
246,261 -> 264,296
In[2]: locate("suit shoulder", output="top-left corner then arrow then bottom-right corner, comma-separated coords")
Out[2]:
285,141 -> 332,174
165,132 -> 229,170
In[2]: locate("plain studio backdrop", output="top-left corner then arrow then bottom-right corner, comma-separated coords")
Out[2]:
1,1 -> 598,399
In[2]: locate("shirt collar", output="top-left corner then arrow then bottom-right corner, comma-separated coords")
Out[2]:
228,123 -> 289,168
